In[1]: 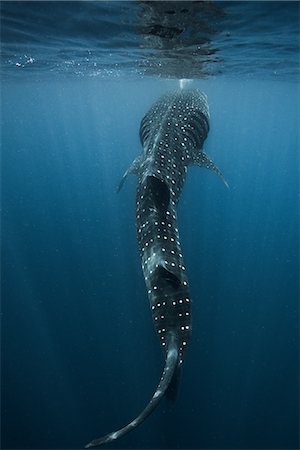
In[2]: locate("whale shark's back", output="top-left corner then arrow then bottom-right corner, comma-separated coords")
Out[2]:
139,89 -> 210,151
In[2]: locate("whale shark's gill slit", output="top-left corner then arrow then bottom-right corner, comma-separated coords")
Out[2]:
140,124 -> 150,144
146,175 -> 170,211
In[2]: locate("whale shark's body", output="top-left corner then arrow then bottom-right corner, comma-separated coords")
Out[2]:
86,89 -> 226,448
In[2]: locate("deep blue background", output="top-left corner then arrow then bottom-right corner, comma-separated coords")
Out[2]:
2,78 -> 299,449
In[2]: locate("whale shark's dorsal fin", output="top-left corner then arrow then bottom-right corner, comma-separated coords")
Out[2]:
117,154 -> 144,192
193,150 -> 229,189
85,333 -> 179,448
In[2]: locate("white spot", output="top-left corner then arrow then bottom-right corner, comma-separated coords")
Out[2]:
154,389 -> 162,398
111,432 -> 119,440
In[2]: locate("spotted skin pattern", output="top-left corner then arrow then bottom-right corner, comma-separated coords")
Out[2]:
136,89 -> 210,361
85,89 -> 226,448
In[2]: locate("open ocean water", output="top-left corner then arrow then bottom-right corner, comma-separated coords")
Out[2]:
1,2 -> 299,450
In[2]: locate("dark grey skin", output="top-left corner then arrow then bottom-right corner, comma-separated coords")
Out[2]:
85,89 -> 227,448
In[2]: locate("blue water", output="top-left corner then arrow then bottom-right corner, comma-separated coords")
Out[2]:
1,2 -> 299,450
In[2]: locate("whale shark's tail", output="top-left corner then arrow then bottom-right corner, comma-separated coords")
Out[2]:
85,333 -> 180,448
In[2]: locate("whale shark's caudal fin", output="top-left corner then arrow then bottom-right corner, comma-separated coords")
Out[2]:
165,363 -> 182,402
85,333 -> 180,448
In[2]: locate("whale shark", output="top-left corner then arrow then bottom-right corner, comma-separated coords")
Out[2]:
85,89 -> 227,448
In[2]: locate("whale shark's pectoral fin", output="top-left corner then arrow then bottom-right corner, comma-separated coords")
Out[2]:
117,155 -> 143,192
194,151 -> 229,189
